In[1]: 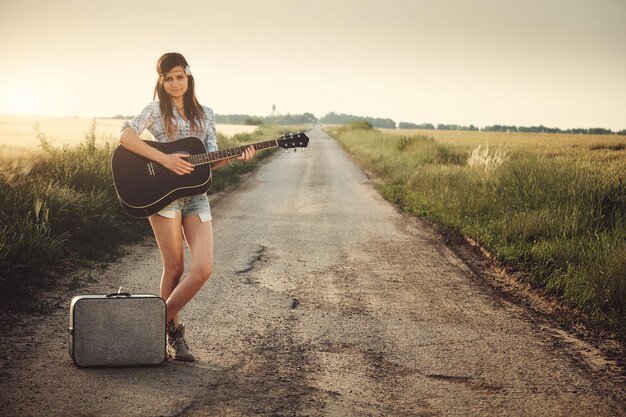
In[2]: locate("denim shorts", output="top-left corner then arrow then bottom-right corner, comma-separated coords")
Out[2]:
157,193 -> 212,222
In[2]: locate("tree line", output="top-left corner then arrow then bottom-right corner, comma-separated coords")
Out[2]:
399,122 -> 624,135
215,113 -> 317,125
110,113 -> 624,135
317,112 -> 396,129
216,112 -> 396,129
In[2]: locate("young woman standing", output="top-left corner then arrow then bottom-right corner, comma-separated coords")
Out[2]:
119,52 -> 256,361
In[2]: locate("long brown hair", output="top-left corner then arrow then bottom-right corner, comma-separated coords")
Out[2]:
153,52 -> 205,139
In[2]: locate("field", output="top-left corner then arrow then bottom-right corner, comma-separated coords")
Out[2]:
328,123 -> 626,333
0,114 -> 258,149
380,127 -> 626,157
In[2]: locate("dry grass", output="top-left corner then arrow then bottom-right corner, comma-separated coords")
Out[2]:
0,114 -> 258,149
380,128 -> 626,158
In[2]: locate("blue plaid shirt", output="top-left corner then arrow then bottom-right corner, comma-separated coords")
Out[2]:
121,101 -> 218,152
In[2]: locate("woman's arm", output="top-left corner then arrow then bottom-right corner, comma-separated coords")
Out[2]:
119,127 -> 194,175
211,145 -> 257,170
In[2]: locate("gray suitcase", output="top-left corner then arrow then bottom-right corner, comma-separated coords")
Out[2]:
69,292 -> 166,367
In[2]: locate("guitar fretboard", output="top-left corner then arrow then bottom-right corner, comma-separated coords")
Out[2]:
188,139 -> 279,165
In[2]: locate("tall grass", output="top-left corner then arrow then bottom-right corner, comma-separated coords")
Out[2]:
0,121 -> 290,310
329,123 -> 626,333
0,121 -> 147,309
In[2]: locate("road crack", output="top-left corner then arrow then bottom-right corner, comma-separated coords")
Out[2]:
236,245 -> 267,283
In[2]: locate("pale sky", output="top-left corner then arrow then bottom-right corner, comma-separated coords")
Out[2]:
1,0 -> 625,130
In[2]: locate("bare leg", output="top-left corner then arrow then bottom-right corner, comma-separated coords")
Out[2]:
165,216 -> 214,323
148,213 -> 185,326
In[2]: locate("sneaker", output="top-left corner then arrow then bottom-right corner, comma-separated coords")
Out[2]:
166,320 -> 176,335
167,322 -> 195,362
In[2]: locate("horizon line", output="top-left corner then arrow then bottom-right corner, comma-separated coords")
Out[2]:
0,112 -> 623,133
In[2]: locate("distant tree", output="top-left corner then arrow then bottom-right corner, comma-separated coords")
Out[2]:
400,121 -> 436,129
589,127 -> 613,135
375,118 -> 396,129
437,124 -> 467,130
300,112 -> 317,124
485,124 -> 519,132
263,112 -> 317,125
319,112 -> 395,128
216,112 -> 316,125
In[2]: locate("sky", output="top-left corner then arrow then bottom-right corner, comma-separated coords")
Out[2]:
0,0 -> 625,130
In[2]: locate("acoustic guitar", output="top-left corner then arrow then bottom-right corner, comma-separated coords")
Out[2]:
111,132 -> 309,217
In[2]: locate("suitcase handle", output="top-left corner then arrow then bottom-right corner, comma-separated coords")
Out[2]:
105,292 -> 131,297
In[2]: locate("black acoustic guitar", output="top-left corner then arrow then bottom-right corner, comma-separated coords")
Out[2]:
111,132 -> 309,217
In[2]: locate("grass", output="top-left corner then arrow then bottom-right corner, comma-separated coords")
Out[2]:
0,120 -> 295,311
328,123 -> 626,334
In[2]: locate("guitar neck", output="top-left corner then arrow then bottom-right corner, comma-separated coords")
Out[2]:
187,139 -> 279,166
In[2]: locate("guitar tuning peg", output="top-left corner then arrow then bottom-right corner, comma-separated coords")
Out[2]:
293,148 -> 297,153
300,148 -> 305,152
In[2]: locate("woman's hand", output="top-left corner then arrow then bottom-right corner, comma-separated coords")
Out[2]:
236,145 -> 257,162
160,153 -> 195,175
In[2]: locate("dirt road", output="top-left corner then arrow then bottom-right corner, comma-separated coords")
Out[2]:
1,126 -> 624,416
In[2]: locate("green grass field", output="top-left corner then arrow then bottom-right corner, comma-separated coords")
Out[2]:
328,123 -> 626,334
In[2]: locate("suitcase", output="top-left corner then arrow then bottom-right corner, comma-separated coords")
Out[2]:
69,291 -> 167,367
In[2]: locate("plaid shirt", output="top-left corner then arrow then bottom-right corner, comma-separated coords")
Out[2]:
121,101 -> 218,152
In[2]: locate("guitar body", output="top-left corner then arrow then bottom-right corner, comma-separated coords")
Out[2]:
111,137 -> 211,218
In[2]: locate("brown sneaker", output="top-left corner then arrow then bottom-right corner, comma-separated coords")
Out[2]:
167,323 -> 195,362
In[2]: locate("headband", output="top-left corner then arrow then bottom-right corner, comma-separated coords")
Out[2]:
159,65 -> 192,77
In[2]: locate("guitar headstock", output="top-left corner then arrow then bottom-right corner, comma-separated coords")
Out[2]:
277,132 -> 309,150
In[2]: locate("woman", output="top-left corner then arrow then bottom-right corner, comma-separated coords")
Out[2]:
119,52 -> 256,361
